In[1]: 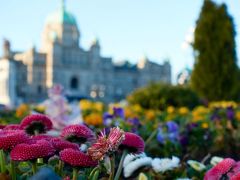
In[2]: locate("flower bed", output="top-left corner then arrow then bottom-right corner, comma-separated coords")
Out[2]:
0,101 -> 240,179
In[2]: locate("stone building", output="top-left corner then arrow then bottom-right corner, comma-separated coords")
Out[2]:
0,1 -> 171,107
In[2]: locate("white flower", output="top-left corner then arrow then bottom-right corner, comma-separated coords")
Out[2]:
124,157 -> 152,178
152,156 -> 180,173
187,160 -> 206,172
210,156 -> 223,166
123,153 -> 146,168
80,144 -> 88,152
176,178 -> 191,180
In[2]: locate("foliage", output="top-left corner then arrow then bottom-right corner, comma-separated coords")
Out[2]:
127,83 -> 200,110
191,0 -> 238,101
79,100 -> 240,160
1,100 -> 240,179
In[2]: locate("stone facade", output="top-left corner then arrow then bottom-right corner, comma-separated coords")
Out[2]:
0,2 -> 171,106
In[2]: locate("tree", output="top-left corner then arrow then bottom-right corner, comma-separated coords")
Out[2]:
191,0 -> 238,101
127,83 -> 200,110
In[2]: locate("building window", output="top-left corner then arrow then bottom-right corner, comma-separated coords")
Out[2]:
70,76 -> 78,90
37,85 -> 42,94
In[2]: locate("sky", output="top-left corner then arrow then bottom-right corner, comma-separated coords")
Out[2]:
0,0 -> 239,83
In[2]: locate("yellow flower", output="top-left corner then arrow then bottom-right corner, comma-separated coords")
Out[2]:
16,104 -> 30,118
202,122 -> 208,129
124,108 -> 136,119
35,105 -> 46,113
138,173 -> 148,180
84,113 -> 103,126
132,104 -> 142,113
167,106 -> 175,114
146,110 -> 155,120
80,100 -> 92,111
192,106 -> 209,122
209,101 -> 237,109
178,107 -> 189,116
93,102 -> 104,112
236,111 -> 240,121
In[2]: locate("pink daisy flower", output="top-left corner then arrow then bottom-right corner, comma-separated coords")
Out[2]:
60,148 -> 97,167
10,140 -> 55,161
0,130 -> 29,151
60,125 -> 94,144
87,135 -> 110,161
20,114 -> 53,135
108,127 -> 125,151
0,125 -> 6,129
88,127 -> 125,161
204,158 -> 236,180
3,124 -> 22,130
231,172 -> 240,180
50,137 -> 79,152
119,132 -> 144,153
228,161 -> 240,178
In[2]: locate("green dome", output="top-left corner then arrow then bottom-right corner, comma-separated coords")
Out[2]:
45,5 -> 77,25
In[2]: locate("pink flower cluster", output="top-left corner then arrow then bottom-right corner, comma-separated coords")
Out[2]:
0,130 -> 29,151
0,114 -> 146,170
204,158 -> 240,180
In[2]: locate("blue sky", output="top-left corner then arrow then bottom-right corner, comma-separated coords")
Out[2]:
0,0 -> 239,82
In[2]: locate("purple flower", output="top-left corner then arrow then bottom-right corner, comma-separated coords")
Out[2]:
127,117 -> 140,126
210,108 -> 221,121
166,121 -> 179,132
157,131 -> 166,144
157,121 -> 179,144
127,117 -> 141,133
186,123 -> 198,131
113,107 -> 124,119
131,127 -> 138,133
103,112 -> 113,126
179,135 -> 188,146
226,107 -> 234,120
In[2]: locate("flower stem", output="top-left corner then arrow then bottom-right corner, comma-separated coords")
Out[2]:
92,169 -> 100,180
89,167 -> 99,179
114,150 -> 128,180
73,168 -> 78,180
32,161 -> 37,174
145,129 -> 158,146
0,149 -> 6,173
109,154 -> 115,180
10,160 -> 16,180
58,160 -> 64,176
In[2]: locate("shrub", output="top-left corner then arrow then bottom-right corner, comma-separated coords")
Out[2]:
127,83 -> 200,110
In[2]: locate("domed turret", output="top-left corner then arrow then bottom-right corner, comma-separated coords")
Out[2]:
41,0 -> 80,50
177,67 -> 192,85
45,0 -> 77,26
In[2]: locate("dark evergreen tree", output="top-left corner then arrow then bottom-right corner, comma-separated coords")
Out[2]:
191,0 -> 238,101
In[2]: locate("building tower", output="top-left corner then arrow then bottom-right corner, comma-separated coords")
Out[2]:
41,0 -> 80,87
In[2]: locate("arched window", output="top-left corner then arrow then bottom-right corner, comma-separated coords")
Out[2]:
70,76 -> 78,90
37,85 -> 42,94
